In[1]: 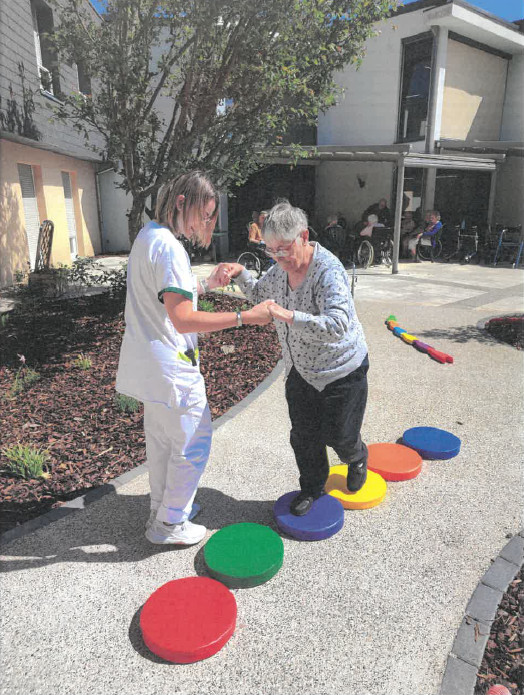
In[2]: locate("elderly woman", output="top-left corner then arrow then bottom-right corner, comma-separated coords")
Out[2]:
221,201 -> 369,516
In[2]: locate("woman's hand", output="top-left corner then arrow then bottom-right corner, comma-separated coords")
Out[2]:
208,263 -> 233,289
267,302 -> 294,324
243,299 -> 275,326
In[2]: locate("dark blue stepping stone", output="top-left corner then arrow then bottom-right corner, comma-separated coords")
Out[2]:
402,426 -> 461,460
273,492 -> 344,541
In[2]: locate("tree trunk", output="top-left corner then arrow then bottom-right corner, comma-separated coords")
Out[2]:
127,197 -> 146,246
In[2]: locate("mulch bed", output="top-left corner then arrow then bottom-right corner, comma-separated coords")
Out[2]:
485,315 -> 524,350
0,291 -> 281,534
475,565 -> 523,694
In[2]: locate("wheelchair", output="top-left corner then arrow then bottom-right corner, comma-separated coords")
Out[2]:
417,227 -> 444,262
237,242 -> 274,278
356,227 -> 394,268
493,225 -> 523,268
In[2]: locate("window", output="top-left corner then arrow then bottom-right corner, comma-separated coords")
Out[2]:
77,61 -> 92,97
398,35 -> 433,143
31,0 -> 61,97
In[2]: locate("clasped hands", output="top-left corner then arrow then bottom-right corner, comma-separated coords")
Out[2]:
206,263 -> 293,325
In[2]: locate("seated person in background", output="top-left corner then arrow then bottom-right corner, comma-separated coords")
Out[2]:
337,212 -> 347,230
400,211 -> 417,256
321,214 -> 345,258
359,214 -> 384,238
407,210 -> 443,260
248,211 -> 263,245
363,198 -> 392,227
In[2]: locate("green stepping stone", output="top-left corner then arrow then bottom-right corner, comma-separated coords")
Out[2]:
204,523 -> 284,588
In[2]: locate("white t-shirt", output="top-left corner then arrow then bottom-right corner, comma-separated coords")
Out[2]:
116,221 -> 199,407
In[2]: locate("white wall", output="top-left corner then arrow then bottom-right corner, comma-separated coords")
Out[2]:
97,170 -> 134,252
501,54 -> 524,142
318,10 -> 429,147
315,161 -> 395,230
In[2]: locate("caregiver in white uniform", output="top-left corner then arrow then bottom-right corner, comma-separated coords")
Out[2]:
116,171 -> 272,546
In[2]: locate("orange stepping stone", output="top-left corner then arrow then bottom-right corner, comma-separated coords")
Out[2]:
368,443 -> 423,481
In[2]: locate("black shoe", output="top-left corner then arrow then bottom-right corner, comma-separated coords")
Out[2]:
347,460 -> 367,493
290,492 -> 315,516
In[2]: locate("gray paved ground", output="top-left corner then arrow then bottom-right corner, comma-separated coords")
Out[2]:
1,260 -> 523,695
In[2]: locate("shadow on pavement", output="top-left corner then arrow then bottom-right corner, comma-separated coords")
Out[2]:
0,487 -> 276,572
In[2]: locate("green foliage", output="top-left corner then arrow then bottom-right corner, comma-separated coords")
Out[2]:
114,393 -> 141,413
0,313 -> 9,327
72,353 -> 92,370
1,444 -> 50,479
10,366 -> 41,397
51,0 -> 396,242
198,299 -> 216,312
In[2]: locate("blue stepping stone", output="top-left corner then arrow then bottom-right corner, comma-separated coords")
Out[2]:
402,426 -> 461,460
273,492 -> 344,541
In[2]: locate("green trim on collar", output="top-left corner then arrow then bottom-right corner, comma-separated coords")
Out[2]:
158,286 -> 193,303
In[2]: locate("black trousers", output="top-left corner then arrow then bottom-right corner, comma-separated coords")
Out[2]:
285,356 -> 369,497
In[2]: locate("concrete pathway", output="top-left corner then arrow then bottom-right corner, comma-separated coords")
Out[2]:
1,260 -> 523,695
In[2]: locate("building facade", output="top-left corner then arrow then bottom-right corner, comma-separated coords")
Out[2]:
314,0 -> 524,235
0,0 -> 103,287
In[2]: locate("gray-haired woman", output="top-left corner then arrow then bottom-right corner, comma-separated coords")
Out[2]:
220,201 -> 369,516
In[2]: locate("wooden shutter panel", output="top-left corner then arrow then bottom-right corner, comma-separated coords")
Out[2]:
17,163 -> 41,270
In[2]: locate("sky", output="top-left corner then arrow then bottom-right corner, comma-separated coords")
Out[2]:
89,0 -> 523,22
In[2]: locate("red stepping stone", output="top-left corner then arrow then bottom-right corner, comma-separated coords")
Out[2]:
367,443 -> 423,481
140,577 -> 237,663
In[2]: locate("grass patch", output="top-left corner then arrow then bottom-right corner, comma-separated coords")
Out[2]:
2,444 -> 49,479
9,367 -> 40,397
72,353 -> 92,370
114,393 -> 141,413
198,299 -> 216,312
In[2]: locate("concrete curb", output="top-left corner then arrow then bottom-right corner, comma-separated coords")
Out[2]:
439,531 -> 524,695
0,360 -> 284,548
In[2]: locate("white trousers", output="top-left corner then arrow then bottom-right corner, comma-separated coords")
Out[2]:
143,373 -> 212,524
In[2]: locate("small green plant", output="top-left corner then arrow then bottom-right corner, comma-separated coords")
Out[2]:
1,444 -> 49,479
114,393 -> 140,413
72,353 -> 92,370
9,355 -> 40,397
198,299 -> 216,312
0,313 -> 9,327
240,303 -> 250,311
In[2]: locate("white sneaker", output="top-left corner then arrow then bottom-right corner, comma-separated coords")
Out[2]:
145,519 -> 207,545
146,503 -> 201,531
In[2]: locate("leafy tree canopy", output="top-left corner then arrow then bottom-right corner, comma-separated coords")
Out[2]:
52,0 -> 396,240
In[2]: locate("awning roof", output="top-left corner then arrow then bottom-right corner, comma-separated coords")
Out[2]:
269,144 -> 504,170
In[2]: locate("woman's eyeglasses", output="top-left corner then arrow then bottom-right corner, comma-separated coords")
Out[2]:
264,236 -> 300,258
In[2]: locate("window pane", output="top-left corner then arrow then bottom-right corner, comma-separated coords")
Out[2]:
398,38 -> 433,143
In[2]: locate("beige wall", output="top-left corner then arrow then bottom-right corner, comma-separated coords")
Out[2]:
441,40 -> 507,141
0,138 -> 101,287
315,160 -> 395,230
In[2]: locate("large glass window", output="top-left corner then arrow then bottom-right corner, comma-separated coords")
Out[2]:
398,35 -> 433,143
31,0 -> 61,97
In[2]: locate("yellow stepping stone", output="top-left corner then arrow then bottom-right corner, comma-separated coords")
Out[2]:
400,332 -> 418,344
325,465 -> 387,510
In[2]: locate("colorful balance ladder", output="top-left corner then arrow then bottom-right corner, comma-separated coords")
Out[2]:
385,315 -> 454,364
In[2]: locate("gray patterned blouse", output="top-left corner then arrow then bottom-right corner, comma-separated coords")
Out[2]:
236,242 -> 368,391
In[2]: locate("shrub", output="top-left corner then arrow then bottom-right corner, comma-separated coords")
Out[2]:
72,353 -> 92,370
2,444 -> 49,479
114,393 -> 141,413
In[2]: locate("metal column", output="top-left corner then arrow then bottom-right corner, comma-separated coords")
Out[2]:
392,156 -> 405,275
